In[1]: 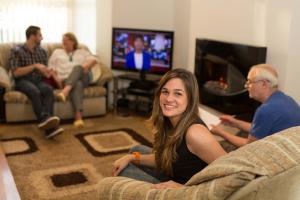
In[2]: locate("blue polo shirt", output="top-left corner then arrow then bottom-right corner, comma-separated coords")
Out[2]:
250,91 -> 300,139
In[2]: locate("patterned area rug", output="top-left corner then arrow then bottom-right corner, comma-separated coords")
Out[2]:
0,114 -> 153,200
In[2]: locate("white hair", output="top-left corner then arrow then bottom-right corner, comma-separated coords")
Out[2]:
251,64 -> 278,88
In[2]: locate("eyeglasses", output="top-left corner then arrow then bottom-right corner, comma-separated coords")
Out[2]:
244,79 -> 265,88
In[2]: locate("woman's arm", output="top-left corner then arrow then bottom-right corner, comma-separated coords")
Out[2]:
186,124 -> 227,164
82,58 -> 97,73
112,153 -> 156,176
80,49 -> 98,73
48,69 -> 63,89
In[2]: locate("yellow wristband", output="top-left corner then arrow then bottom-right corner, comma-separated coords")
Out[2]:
131,152 -> 141,165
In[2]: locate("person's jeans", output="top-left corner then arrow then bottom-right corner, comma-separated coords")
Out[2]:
15,78 -> 54,122
118,145 -> 170,183
64,65 -> 89,112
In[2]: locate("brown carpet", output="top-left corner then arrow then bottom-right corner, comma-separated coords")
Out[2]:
0,113 -> 153,200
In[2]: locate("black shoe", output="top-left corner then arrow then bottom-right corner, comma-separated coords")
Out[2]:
38,116 -> 60,130
45,127 -> 64,139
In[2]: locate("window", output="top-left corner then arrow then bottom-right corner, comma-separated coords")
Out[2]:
72,0 -> 96,54
0,0 -> 97,54
0,0 -> 70,43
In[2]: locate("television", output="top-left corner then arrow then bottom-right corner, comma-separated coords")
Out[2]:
111,27 -> 174,80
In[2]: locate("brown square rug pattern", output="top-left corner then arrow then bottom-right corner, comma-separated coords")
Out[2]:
0,114 -> 153,200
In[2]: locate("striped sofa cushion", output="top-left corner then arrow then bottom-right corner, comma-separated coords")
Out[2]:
185,126 -> 300,198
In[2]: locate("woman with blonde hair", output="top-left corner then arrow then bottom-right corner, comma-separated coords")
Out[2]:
48,32 -> 98,127
112,68 -> 226,189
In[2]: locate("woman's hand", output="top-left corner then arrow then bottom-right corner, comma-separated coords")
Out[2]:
151,180 -> 183,189
112,154 -> 134,176
34,63 -> 51,77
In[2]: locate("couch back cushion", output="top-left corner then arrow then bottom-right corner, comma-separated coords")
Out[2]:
0,43 -> 17,70
184,126 -> 300,199
0,42 -> 89,71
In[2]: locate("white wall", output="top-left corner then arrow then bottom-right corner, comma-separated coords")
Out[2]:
264,0 -> 293,91
95,0 -> 300,103
96,0 -> 175,67
280,0 -> 300,103
179,0 -> 300,103
173,0 -> 191,69
112,0 -> 174,30
72,0 -> 96,54
96,0 -> 112,66
186,0 -> 266,72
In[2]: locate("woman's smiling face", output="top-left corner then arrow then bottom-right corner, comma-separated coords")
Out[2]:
159,78 -> 188,126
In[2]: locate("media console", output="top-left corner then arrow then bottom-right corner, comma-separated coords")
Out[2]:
113,73 -> 160,116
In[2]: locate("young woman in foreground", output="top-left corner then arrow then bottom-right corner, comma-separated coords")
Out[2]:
112,68 -> 226,189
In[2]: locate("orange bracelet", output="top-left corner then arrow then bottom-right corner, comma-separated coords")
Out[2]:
131,152 -> 141,165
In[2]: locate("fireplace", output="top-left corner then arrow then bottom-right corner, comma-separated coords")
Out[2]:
195,39 -> 267,121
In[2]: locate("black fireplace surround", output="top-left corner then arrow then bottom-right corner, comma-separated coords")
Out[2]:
194,39 -> 267,121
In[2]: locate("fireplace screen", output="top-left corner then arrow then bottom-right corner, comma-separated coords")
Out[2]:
194,38 -> 267,118
202,54 -> 247,96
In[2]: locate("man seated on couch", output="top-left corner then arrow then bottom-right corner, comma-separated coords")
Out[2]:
211,64 -> 300,147
9,25 -> 63,139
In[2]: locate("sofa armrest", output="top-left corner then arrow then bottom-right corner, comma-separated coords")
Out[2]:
0,67 -> 12,90
96,62 -> 113,86
98,177 -> 153,200
97,176 -> 205,200
228,165 -> 300,200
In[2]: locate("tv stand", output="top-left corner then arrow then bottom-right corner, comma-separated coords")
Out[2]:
139,70 -> 146,81
113,74 -> 160,116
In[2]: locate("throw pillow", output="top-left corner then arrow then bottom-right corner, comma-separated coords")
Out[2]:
89,64 -> 102,84
0,67 -> 11,89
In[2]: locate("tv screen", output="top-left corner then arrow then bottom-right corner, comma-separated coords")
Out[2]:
111,27 -> 174,75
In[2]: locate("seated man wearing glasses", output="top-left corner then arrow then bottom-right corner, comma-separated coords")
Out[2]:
211,64 -> 300,147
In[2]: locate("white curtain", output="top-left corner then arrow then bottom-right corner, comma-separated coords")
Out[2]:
0,0 -> 70,43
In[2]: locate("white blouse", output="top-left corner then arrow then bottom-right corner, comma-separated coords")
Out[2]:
48,48 -> 98,79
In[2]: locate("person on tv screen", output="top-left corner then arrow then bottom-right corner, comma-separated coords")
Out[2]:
125,36 -> 151,71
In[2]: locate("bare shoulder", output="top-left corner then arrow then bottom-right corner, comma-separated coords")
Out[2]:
186,124 -> 215,144
186,124 -> 227,163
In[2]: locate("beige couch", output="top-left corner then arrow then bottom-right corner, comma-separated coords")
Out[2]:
97,126 -> 300,200
0,43 -> 113,122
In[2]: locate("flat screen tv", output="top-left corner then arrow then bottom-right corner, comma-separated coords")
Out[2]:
111,27 -> 174,79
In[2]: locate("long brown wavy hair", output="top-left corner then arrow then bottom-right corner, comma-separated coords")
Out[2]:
149,68 -> 200,176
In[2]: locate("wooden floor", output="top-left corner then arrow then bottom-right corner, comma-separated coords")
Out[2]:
0,143 -> 21,200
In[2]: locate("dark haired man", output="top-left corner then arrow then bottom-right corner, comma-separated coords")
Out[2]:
9,25 -> 63,139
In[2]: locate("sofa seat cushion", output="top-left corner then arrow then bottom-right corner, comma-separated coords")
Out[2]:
4,86 -> 106,103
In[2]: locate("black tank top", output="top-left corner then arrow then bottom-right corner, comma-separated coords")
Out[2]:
171,118 -> 208,184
